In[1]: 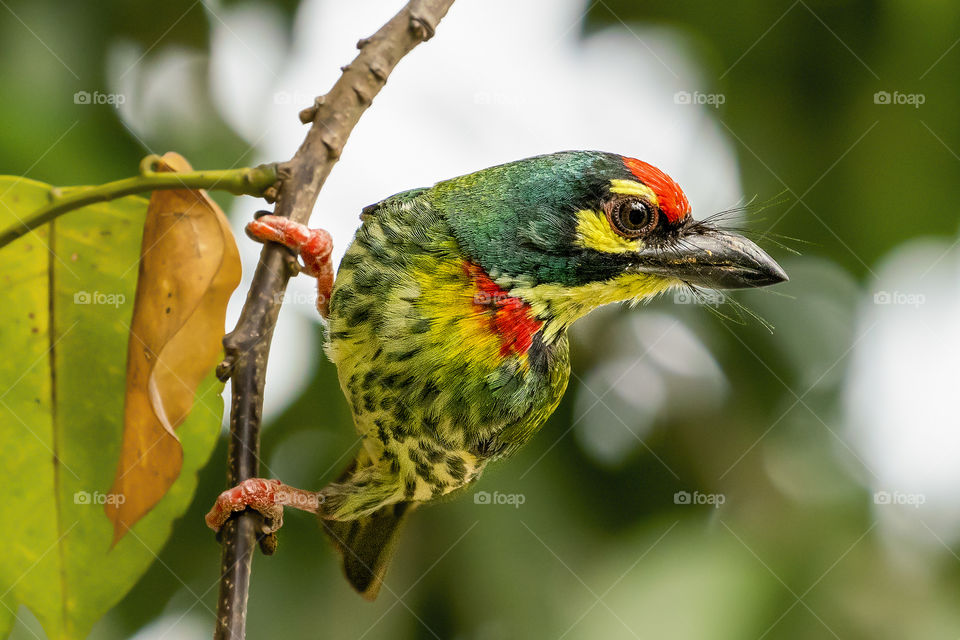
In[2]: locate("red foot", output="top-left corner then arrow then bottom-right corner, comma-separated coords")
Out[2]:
205,478 -> 322,533
247,215 -> 334,318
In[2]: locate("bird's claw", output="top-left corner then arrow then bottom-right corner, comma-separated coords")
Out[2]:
244,214 -> 334,318
205,478 -> 286,534
205,477 -> 322,535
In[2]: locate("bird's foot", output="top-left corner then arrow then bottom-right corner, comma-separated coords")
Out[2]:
246,213 -> 334,318
205,478 -> 322,534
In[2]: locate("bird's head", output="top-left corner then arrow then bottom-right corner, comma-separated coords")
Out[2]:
432,151 -> 787,334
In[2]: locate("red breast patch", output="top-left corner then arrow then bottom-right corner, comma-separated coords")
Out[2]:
463,262 -> 542,358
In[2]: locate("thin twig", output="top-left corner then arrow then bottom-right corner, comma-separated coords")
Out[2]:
0,157 -> 278,249
212,1 -> 456,638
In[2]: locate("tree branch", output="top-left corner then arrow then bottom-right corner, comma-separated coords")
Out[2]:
213,1 -> 456,638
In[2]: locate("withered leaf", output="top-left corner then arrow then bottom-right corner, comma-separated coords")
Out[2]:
106,152 -> 241,543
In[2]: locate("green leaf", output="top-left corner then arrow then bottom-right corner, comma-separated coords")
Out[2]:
0,177 -> 222,639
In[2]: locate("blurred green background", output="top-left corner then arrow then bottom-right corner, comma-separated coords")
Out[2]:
3,0 -> 959,638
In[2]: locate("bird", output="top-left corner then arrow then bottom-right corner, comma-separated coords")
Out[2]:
205,150 -> 787,599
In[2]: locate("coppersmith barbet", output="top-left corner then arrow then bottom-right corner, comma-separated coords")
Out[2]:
206,151 -> 787,598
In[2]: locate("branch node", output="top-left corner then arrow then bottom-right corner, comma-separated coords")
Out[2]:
277,162 -> 295,181
357,36 -> 372,49
353,85 -> 373,105
258,531 -> 279,556
298,96 -> 326,124
215,358 -> 235,382
298,106 -> 317,124
282,253 -> 301,276
319,131 -> 345,158
368,62 -> 388,82
409,14 -> 437,41
262,185 -> 280,203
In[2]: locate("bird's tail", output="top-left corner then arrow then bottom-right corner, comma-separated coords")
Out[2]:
321,501 -> 414,600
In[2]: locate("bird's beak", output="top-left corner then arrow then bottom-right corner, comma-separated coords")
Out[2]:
631,226 -> 788,289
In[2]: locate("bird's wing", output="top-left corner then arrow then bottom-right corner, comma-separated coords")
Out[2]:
360,187 -> 430,219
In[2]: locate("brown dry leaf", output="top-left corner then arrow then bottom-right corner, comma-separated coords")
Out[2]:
106,152 -> 241,543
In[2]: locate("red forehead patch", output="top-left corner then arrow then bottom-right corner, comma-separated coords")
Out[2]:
621,157 -> 691,223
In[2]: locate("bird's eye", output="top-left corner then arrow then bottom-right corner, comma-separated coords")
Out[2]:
608,199 -> 658,238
